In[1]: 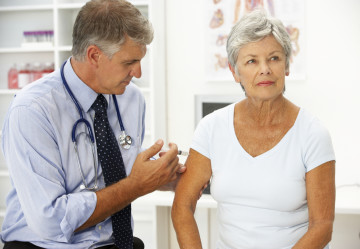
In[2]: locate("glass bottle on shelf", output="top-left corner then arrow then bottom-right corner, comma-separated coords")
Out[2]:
31,62 -> 43,82
42,62 -> 54,77
8,64 -> 18,89
18,63 -> 31,88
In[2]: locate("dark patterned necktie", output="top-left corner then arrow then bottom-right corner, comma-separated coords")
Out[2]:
92,94 -> 133,249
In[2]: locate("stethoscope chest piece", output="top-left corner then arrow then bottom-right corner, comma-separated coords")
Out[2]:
61,60 -> 133,192
80,183 -> 98,191
119,131 -> 132,149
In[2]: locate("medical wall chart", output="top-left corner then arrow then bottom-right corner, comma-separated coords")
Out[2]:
204,0 -> 305,81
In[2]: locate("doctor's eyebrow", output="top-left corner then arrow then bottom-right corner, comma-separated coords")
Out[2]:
122,59 -> 140,64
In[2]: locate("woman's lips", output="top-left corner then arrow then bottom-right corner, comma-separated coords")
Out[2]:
257,81 -> 274,86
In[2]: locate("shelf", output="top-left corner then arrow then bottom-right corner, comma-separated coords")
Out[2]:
57,3 -> 84,9
0,5 -> 53,12
58,46 -> 72,52
0,89 -> 18,95
0,208 -> 6,217
56,1 -> 148,10
0,47 -> 54,53
0,170 -> 9,177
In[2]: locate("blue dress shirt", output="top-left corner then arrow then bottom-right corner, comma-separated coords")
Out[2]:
0,58 -> 146,248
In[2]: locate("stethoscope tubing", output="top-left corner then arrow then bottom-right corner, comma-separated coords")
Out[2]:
61,61 -> 95,143
60,60 -> 132,190
61,61 -> 129,143
112,94 -> 126,132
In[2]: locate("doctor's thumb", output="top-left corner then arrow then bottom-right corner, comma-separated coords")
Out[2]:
143,139 -> 164,159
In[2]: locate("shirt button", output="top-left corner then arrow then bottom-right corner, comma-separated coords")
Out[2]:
98,225 -> 102,230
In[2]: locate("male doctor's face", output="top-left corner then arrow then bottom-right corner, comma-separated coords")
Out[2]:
96,37 -> 147,95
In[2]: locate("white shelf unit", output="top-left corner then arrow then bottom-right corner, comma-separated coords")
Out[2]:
0,0 -> 166,248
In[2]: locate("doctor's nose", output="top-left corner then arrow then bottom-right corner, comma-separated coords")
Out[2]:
130,62 -> 142,78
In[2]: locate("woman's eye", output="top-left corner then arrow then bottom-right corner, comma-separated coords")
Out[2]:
270,56 -> 279,61
247,59 -> 255,64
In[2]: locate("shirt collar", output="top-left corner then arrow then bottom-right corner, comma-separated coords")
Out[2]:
63,57 -> 110,113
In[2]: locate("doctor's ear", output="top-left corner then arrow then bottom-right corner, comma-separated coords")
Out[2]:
87,45 -> 102,67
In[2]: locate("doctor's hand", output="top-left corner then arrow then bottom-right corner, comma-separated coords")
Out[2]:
154,142 -> 187,191
128,139 -> 180,196
157,151 -> 186,191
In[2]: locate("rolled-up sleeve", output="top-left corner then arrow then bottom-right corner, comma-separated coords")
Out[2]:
3,104 -> 97,242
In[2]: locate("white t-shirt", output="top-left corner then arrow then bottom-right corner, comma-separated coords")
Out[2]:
191,103 -> 335,249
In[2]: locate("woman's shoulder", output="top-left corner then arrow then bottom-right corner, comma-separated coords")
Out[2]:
296,108 -> 335,171
295,108 -> 332,143
297,108 -> 327,130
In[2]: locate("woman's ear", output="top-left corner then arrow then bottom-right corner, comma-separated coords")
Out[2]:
285,65 -> 290,76
228,63 -> 241,83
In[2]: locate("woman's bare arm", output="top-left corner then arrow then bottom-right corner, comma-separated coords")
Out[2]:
293,160 -> 335,249
172,149 -> 212,249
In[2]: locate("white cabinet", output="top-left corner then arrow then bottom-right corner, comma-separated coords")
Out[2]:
0,0 -> 166,247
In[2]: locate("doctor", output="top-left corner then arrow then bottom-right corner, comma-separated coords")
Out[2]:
0,0 -> 184,248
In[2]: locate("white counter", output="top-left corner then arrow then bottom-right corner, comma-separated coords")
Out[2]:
132,187 -> 360,249
135,186 -> 360,214
133,191 -> 217,208
334,185 -> 360,214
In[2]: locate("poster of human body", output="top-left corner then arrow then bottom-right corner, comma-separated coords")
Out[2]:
205,0 -> 305,81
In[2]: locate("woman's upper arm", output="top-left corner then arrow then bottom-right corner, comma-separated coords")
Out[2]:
173,148 -> 212,211
306,160 -> 336,225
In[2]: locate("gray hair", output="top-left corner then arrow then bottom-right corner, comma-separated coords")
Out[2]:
226,8 -> 292,72
72,0 -> 154,61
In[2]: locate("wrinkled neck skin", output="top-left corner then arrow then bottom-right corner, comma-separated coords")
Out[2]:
241,94 -> 290,127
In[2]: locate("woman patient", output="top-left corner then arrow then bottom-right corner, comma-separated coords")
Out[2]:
172,8 -> 335,249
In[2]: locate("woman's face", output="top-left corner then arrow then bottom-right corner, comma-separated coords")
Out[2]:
230,35 -> 289,102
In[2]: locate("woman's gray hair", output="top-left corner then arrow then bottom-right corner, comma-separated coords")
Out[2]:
72,0 -> 154,61
226,8 -> 292,72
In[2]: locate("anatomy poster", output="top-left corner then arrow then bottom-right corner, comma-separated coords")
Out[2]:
205,0 -> 305,81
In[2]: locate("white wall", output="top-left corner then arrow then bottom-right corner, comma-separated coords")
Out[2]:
165,0 -> 360,187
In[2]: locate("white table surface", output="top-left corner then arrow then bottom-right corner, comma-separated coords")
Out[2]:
334,185 -> 360,214
134,186 -> 360,214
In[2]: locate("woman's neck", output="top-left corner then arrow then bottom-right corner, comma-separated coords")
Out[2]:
240,95 -> 290,127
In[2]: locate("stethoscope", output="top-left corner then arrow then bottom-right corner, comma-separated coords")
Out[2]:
60,61 -> 132,190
